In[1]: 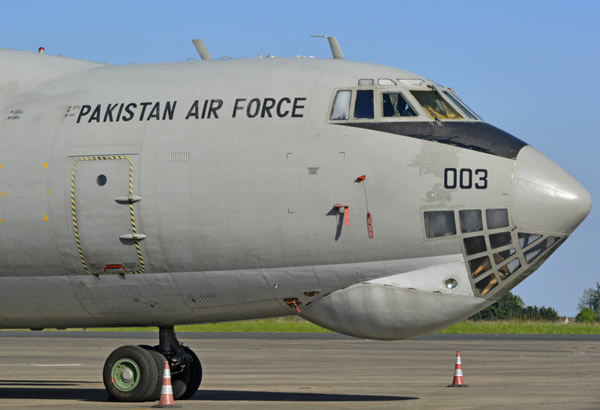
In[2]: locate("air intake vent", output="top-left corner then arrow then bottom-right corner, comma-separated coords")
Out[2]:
170,152 -> 190,162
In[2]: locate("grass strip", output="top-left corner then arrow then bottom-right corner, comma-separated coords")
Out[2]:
7,318 -> 600,335
84,317 -> 331,333
440,320 -> 600,334
55,318 -> 600,335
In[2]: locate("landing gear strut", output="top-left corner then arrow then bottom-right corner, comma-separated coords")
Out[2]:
102,326 -> 202,402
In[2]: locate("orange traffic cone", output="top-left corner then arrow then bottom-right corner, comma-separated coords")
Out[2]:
447,350 -> 468,387
153,361 -> 181,408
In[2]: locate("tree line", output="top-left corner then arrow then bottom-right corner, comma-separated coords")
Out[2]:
469,292 -> 558,321
470,283 -> 600,322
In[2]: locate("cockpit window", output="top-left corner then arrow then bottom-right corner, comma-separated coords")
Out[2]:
354,90 -> 374,119
378,78 -> 396,86
330,90 -> 352,120
382,93 -> 417,117
410,90 -> 464,120
443,91 -> 480,120
358,79 -> 374,86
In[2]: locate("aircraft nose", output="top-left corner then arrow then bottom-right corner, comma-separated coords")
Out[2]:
511,146 -> 592,235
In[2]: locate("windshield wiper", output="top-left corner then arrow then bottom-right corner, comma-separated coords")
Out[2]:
424,105 -> 442,125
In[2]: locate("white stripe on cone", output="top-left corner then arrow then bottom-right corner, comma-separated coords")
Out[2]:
157,360 -> 176,406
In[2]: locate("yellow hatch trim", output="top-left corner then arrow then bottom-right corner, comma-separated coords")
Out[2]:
70,156 -> 145,276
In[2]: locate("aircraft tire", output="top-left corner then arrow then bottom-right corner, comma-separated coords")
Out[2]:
144,348 -> 166,401
178,347 -> 202,400
140,344 -> 189,400
103,345 -> 159,402
171,358 -> 192,400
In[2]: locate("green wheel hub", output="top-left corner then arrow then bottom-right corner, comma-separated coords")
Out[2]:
111,358 -> 141,392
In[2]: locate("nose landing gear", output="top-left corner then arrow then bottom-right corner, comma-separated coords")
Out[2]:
102,326 -> 202,402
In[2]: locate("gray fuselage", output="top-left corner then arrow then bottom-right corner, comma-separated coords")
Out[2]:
0,49 -> 591,339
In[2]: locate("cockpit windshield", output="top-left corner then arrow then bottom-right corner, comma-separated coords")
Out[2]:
410,90 -> 463,120
442,91 -> 481,120
382,93 -> 417,117
328,80 -> 482,123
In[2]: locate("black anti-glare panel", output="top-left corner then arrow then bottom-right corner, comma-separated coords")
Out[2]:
340,121 -> 526,159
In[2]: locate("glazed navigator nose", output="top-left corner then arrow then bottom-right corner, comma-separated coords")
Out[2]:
511,146 -> 592,235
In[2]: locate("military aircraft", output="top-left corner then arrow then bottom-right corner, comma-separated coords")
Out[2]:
0,37 -> 591,402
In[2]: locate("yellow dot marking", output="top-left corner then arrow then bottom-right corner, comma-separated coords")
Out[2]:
0,219 -> 3,222
0,192 -> 8,197
43,163 -> 48,169
47,190 -> 50,195
43,214 -> 49,221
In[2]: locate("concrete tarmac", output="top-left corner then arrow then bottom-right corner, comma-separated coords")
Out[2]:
0,331 -> 598,409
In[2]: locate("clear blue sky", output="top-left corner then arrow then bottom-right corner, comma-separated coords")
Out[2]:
2,0 -> 598,316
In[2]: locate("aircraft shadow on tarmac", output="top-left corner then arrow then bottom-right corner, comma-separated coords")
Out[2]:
0,380 -> 108,401
0,381 -> 418,402
191,390 -> 418,402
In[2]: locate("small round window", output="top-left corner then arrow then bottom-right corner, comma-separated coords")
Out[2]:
96,175 -> 107,186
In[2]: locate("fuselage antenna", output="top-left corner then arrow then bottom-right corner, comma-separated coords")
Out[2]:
192,39 -> 212,61
311,35 -> 344,59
